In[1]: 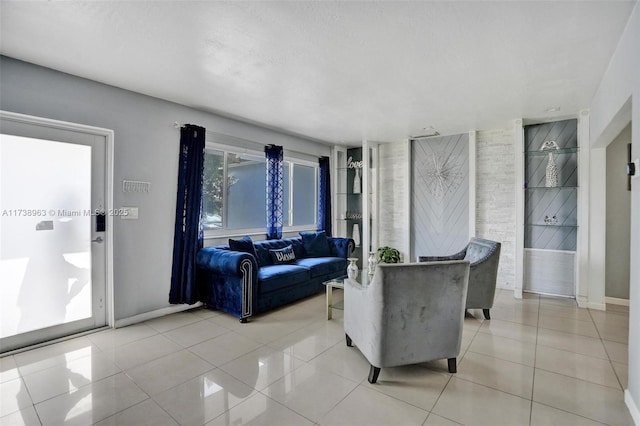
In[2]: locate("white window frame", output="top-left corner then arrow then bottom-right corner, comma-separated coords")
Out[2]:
283,156 -> 319,232
201,138 -> 320,238
203,142 -> 266,238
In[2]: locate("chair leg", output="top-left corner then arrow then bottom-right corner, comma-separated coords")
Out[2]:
345,334 -> 353,347
368,365 -> 381,384
448,358 -> 457,373
240,317 -> 248,324
483,309 -> 491,320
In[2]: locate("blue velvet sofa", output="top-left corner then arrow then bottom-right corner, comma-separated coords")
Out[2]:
196,233 -> 354,322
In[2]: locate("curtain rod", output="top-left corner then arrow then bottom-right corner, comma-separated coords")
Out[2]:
173,122 -> 322,161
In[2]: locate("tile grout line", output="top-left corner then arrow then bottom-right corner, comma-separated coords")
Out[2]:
423,308 -> 485,425
530,295 -> 540,426
589,306 -> 628,392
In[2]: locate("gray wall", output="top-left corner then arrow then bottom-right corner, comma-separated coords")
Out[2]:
0,56 -> 331,321
411,134 -> 469,257
588,2 -> 638,415
606,123 -> 631,300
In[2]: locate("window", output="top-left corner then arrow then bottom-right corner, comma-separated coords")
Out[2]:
202,149 -> 266,233
202,144 -> 318,235
283,160 -> 317,229
202,149 -> 224,230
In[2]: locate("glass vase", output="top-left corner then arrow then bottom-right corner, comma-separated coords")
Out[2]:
352,223 -> 360,247
367,252 -> 377,275
347,258 -> 359,280
353,168 -> 361,194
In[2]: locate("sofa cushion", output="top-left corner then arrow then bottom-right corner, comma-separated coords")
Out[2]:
300,231 -> 331,257
254,238 -> 305,266
228,236 -> 261,265
258,264 -> 311,293
295,257 -> 346,279
270,245 -> 296,265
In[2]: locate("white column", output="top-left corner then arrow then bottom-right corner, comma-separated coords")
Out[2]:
576,110 -> 591,308
513,119 -> 524,299
588,146 -> 607,310
362,139 -> 370,260
469,130 -> 477,239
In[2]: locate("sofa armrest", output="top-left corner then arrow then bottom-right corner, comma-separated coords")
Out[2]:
328,237 -> 355,259
344,277 -> 376,361
197,246 -> 257,276
196,246 -> 258,320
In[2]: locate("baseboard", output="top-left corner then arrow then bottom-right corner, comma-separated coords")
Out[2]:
625,390 -> 640,425
577,295 -> 589,308
605,296 -> 630,307
587,301 -> 607,311
114,302 -> 203,328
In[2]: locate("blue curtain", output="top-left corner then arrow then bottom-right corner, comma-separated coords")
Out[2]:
317,156 -> 332,236
265,144 -> 284,239
170,124 -> 205,304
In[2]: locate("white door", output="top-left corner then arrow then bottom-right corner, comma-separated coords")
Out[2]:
0,112 -> 111,353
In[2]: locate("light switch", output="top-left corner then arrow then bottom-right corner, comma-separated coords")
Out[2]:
121,207 -> 139,220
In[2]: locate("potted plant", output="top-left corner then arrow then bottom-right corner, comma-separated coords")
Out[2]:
377,246 -> 401,264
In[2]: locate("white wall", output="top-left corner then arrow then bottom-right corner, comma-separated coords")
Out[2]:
588,3 -> 639,420
476,128 -> 517,290
606,123 -> 632,300
0,56 -> 332,322
377,142 -> 410,261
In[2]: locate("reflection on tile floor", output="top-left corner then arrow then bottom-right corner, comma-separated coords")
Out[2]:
0,289 -> 634,425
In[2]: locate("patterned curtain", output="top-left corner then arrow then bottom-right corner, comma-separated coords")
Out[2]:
265,144 -> 284,239
169,124 -> 205,304
317,156 -> 332,236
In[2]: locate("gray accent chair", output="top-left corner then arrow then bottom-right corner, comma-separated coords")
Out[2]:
418,237 -> 501,320
344,261 -> 470,384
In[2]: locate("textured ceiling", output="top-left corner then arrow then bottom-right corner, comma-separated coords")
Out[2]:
0,1 -> 636,144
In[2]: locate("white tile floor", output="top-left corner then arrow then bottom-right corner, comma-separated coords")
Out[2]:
0,289 -> 634,426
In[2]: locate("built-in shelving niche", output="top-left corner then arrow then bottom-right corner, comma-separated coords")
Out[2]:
523,119 -> 578,296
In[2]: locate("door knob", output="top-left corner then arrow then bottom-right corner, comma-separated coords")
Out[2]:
91,236 -> 104,243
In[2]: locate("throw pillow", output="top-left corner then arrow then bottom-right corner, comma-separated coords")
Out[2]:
229,236 -> 259,262
300,230 -> 331,257
270,245 -> 296,265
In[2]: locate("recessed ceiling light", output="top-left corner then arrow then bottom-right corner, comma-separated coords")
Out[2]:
544,106 -> 561,113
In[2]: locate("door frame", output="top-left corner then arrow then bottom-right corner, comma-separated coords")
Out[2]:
1,110 -> 115,330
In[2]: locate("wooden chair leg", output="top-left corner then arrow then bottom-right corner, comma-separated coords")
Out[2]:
368,365 -> 381,384
345,334 -> 353,347
448,358 -> 457,373
483,309 -> 491,320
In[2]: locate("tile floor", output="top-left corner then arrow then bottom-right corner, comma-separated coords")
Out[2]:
0,289 -> 634,426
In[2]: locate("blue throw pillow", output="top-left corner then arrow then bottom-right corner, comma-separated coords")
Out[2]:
229,236 -> 259,263
270,245 -> 296,264
300,230 -> 331,257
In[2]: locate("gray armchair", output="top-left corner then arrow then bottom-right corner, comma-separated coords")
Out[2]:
418,237 -> 501,320
344,261 -> 470,384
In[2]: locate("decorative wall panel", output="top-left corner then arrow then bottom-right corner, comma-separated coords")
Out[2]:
411,134 -> 469,258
